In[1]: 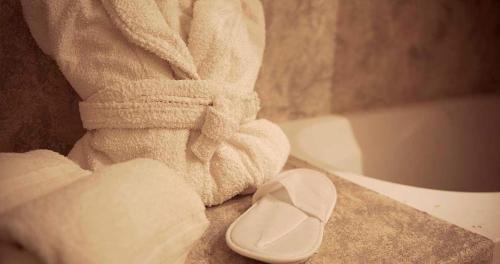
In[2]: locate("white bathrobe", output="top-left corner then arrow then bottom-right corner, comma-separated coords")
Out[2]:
21,0 -> 290,206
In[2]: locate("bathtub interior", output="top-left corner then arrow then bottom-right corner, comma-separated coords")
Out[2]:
280,94 -> 500,192
279,94 -> 500,261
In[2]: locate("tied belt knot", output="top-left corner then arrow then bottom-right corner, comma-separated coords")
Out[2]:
79,84 -> 260,163
190,93 -> 259,162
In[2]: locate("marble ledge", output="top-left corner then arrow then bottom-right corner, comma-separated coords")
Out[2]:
186,156 -> 494,263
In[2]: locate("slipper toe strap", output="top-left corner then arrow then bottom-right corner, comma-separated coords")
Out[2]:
252,170 -> 336,223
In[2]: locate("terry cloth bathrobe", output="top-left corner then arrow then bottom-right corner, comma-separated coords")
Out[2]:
21,0 -> 290,206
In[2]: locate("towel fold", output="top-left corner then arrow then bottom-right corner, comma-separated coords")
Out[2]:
21,0 -> 290,206
0,150 -> 90,214
0,150 -> 208,264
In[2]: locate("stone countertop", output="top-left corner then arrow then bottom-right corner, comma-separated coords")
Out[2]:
186,156 -> 494,263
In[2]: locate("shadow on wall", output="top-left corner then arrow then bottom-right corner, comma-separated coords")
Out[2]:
0,0 -> 84,154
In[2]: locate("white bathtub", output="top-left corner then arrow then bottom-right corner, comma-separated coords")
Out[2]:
279,94 -> 500,262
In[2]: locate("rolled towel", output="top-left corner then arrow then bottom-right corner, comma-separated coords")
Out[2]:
0,154 -> 208,264
0,150 -> 90,214
20,0 -> 290,206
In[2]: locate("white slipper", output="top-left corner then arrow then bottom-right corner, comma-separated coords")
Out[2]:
226,169 -> 337,263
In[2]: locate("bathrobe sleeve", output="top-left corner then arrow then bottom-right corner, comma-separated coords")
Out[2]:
21,0 -> 290,206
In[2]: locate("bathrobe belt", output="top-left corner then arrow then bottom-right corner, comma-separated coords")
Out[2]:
79,88 -> 260,162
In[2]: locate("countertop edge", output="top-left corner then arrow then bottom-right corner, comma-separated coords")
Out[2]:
286,155 -> 495,263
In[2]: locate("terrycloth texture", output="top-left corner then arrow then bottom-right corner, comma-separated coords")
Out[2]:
0,149 -> 91,213
21,0 -> 290,206
0,150 -> 209,264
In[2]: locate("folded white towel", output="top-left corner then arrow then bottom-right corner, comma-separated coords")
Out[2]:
0,149 -> 90,214
0,150 -> 208,264
21,0 -> 290,206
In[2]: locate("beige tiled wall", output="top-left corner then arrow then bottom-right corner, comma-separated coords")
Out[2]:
257,0 -> 500,121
